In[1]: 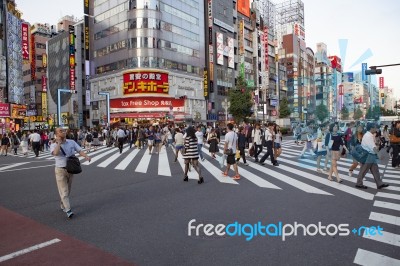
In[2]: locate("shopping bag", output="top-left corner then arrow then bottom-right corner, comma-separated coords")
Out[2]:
235,150 -> 241,159
218,154 -> 226,168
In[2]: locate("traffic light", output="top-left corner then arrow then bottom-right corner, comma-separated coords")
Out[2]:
365,68 -> 382,75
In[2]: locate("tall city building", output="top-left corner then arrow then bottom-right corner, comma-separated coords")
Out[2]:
205,0 -> 235,122
22,23 -> 52,130
0,0 -> 24,132
88,0 -> 206,126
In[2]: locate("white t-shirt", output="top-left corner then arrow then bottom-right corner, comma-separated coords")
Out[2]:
174,132 -> 184,145
195,131 -> 204,144
225,131 -> 237,153
252,128 -> 262,145
29,132 -> 41,142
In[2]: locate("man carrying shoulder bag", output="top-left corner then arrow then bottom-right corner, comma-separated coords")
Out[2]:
51,127 -> 91,219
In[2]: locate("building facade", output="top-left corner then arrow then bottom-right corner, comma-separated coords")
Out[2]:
88,0 -> 206,126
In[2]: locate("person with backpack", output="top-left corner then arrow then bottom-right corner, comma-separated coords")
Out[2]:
11,133 -> 20,155
85,130 -> 93,153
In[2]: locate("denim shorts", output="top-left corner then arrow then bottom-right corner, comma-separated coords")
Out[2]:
274,143 -> 281,149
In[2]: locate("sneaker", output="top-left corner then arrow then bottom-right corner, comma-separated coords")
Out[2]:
244,163 -> 249,166
66,210 -> 74,218
201,158 -> 205,161
316,168 -> 322,173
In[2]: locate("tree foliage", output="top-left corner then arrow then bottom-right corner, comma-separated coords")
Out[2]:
366,106 -> 381,120
341,106 -> 349,120
353,107 -> 364,120
315,103 -> 329,123
228,76 -> 253,123
279,97 -> 291,118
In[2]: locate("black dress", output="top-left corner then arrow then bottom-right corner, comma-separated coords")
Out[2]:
208,133 -> 219,153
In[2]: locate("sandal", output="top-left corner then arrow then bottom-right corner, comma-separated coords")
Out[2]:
221,172 -> 228,176
232,175 -> 241,180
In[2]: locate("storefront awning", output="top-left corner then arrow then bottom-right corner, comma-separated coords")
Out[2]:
111,112 -> 165,119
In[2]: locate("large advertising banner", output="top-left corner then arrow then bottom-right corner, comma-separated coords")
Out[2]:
216,32 -> 223,65
238,20 -> 244,55
203,69 -> 208,99
10,104 -> 27,119
228,37 -> 234,69
237,0 -> 250,17
123,70 -> 169,95
21,23 -> 29,60
69,25 -> 76,91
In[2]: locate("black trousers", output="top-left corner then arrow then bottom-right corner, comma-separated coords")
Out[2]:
393,144 -> 400,167
118,137 -> 124,153
260,141 -> 276,163
32,141 -> 40,156
254,144 -> 263,161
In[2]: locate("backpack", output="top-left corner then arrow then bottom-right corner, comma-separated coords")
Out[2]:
86,133 -> 93,142
14,137 -> 20,145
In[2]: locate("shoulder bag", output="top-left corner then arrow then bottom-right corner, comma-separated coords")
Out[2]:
60,146 -> 82,174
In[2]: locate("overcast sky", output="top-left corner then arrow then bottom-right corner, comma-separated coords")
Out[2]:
16,0 -> 400,98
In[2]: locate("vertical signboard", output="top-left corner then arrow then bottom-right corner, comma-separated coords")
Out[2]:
203,69 -> 208,99
238,20 -> 244,55
42,92 -> 48,119
264,26 -> 269,73
362,63 -> 367,82
21,23 -> 29,60
31,34 -> 36,81
228,37 -> 234,69
69,25 -> 76,91
379,77 -> 384,89
208,0 -> 212,27
42,76 -> 47,92
216,32 -> 223,65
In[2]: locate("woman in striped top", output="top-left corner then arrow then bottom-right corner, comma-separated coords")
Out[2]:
183,126 -> 204,184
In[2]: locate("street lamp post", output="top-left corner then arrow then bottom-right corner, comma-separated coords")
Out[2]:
98,91 -> 110,127
221,98 -> 230,125
57,89 -> 77,127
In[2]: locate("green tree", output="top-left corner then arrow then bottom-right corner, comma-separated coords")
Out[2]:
366,106 -> 381,120
315,103 -> 329,123
353,107 -> 364,120
279,97 -> 291,118
341,106 -> 349,120
228,76 -> 253,123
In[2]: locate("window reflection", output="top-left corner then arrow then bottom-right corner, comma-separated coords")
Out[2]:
129,0 -> 159,10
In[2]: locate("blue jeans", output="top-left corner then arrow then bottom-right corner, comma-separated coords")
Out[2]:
197,144 -> 204,159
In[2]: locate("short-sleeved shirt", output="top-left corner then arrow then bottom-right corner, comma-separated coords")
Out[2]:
195,131 -> 204,145
224,131 -> 237,153
51,139 -> 82,168
330,134 -> 343,151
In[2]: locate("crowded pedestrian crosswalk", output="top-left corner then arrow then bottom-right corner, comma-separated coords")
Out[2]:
2,139 -> 398,201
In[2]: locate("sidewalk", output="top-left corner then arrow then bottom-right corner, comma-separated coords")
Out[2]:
0,206 -> 134,265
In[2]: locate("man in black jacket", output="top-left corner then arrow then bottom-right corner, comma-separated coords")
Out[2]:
392,121 -> 400,168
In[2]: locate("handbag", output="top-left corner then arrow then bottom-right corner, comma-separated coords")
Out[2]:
249,145 -> 255,157
350,144 -> 369,164
235,150 -> 241,159
60,147 -> 82,174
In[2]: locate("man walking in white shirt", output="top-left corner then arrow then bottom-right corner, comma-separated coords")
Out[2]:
29,129 -> 41,157
117,127 -> 126,154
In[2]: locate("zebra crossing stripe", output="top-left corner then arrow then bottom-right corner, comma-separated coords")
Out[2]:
385,169 -> 400,174
135,150 -> 153,173
354,248 -> 400,265
277,157 -> 375,200
373,200 -> 400,212
75,145 -> 120,161
115,149 -> 140,170
375,192 -> 400,201
383,174 -> 400,179
0,162 -> 30,171
198,158 -> 240,184
82,147 -> 123,165
362,229 -> 400,247
97,147 -> 130,168
200,146 -> 279,188
158,148 -> 171,177
247,161 -> 331,195
369,212 -> 400,227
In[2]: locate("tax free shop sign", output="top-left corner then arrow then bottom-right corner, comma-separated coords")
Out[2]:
110,96 -> 184,113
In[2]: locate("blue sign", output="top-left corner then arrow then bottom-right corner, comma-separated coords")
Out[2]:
362,63 -> 367,81
343,72 -> 354,82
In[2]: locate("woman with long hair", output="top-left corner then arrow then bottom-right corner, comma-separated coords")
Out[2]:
182,126 -> 203,184
349,124 -> 364,177
327,123 -> 347,183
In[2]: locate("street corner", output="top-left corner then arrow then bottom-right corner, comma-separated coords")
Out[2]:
0,206 -> 135,265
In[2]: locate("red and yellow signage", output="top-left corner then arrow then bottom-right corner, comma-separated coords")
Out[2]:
237,0 -> 250,17
22,23 -> 29,60
123,70 -> 169,95
10,104 -> 27,119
